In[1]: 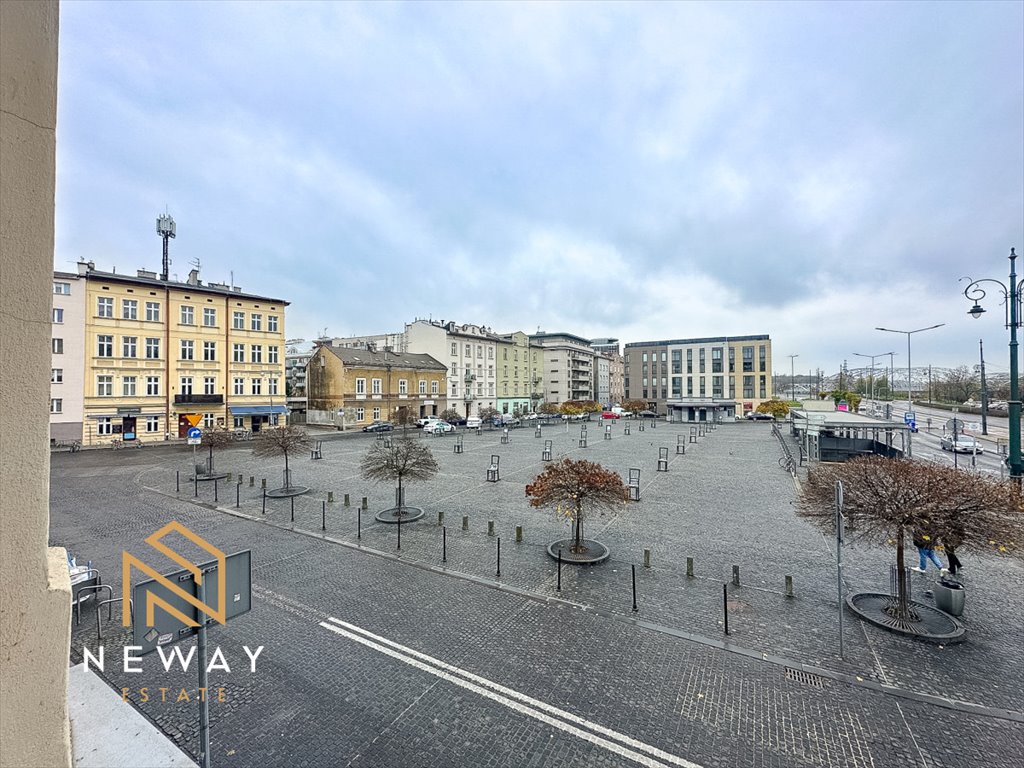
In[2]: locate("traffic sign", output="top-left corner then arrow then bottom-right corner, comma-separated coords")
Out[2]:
185,413 -> 203,428
187,426 -> 202,445
904,411 -> 916,424
945,418 -> 965,432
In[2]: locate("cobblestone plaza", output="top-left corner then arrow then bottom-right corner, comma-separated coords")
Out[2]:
50,420 -> 1023,767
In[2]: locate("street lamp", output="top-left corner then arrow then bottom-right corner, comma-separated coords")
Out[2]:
787,354 -> 798,402
852,352 -> 893,403
875,324 -> 945,415
961,247 -> 1022,481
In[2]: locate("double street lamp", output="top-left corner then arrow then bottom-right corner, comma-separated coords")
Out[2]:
852,351 -> 893,402
875,324 -> 944,415
961,247 -> 1022,481
787,354 -> 798,401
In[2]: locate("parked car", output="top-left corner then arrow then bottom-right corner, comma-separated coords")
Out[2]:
426,420 -> 455,434
940,436 -> 983,453
494,415 -> 521,428
601,411 -> 620,419
465,416 -> 482,430
744,411 -> 773,421
522,413 -> 539,421
362,421 -> 393,433
637,410 -> 658,419
415,417 -> 435,429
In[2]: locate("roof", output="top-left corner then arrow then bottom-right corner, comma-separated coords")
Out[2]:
321,345 -> 446,372
624,335 -> 770,348
529,331 -> 595,347
80,268 -> 289,305
792,410 -> 910,429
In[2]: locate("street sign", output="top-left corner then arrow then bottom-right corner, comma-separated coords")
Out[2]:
946,418 -> 965,432
187,426 -> 202,445
904,411 -> 916,423
185,413 -> 203,428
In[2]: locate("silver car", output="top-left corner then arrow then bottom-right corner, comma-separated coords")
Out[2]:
940,435 -> 983,453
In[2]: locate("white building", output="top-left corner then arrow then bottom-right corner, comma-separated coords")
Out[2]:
50,271 -> 85,442
405,319 -> 499,418
529,332 -> 597,404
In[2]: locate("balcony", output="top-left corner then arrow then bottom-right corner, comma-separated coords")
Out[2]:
174,394 -> 224,405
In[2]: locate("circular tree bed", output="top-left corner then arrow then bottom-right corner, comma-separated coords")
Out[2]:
546,539 -> 609,564
266,484 -> 310,498
847,592 -> 965,643
374,506 -> 425,524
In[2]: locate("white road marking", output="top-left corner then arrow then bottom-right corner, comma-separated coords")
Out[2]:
320,617 -> 703,768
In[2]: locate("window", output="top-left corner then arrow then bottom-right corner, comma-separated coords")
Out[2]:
52,338 -> 63,354
146,416 -> 160,433
53,282 -> 70,295
233,416 -> 244,429
97,335 -> 113,357
251,378 -> 262,396
97,297 -> 113,317
97,417 -> 112,436
52,308 -> 64,323
180,305 -> 194,325
180,377 -> 193,396
712,376 -> 723,398
451,343 -> 457,356
268,315 -> 278,333
250,314 -> 262,331
743,375 -> 755,398
356,378 -> 366,395
671,377 -> 681,397
686,349 -> 693,374
97,375 -> 113,396
477,346 -> 483,359
204,377 -> 216,395
233,311 -> 245,330
122,376 -> 137,397
451,383 -> 458,397
712,348 -> 723,374
356,407 -> 365,421
488,347 -> 493,359
268,346 -> 279,364
398,379 -> 408,395
204,413 -> 215,429
268,377 -> 279,396
759,345 -> 767,373
371,378 -> 382,395
465,344 -> 471,357
419,380 -> 426,394
743,346 -> 754,373
122,336 -> 137,358
122,299 -> 138,320
250,345 -> 262,363
642,352 -> 648,363
372,407 -> 381,420
503,348 -> 508,360
233,343 -> 245,363
203,307 -> 217,327
145,337 -> 160,359
687,377 -> 693,396
180,340 -> 194,360
233,377 -> 244,395
699,348 -> 706,374
146,376 -> 160,396
760,375 -> 767,399
671,350 -> 681,375
203,341 -> 216,361
699,378 -> 706,397
729,347 -> 735,374
51,368 -> 63,384
145,301 -> 160,322
50,398 -> 62,413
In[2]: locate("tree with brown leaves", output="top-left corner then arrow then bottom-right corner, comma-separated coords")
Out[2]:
797,456 -> 1021,619
360,435 -> 439,517
253,425 -> 310,490
526,458 -> 629,554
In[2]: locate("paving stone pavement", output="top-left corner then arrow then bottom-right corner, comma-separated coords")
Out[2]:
50,421 -> 1024,768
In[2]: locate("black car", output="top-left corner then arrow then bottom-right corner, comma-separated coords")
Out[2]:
745,412 -> 774,421
637,410 -> 658,419
362,421 -> 394,433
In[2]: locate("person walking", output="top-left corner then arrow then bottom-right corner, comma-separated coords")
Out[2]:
911,530 -> 946,573
943,529 -> 964,576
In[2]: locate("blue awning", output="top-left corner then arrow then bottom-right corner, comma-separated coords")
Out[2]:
229,405 -> 289,415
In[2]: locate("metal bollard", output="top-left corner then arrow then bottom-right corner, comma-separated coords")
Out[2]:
249,475 -> 254,487
785,575 -> 794,597
462,515 -> 469,531
643,549 -> 650,568
357,507 -> 361,539
631,564 -> 638,612
290,496 -> 295,523
496,537 -> 501,578
557,548 -> 563,591
732,565 -> 740,586
361,497 -> 368,510
214,479 -> 218,503
686,557 -> 694,578
236,482 -> 241,507
194,474 -> 198,498
261,478 -> 267,489
262,488 -> 266,514
327,491 -> 334,503
344,493 -> 350,507
442,526 -> 447,563
438,510 -> 444,526
488,520 -> 495,537
515,525 -> 522,543
723,583 -> 730,635
176,470 -> 180,493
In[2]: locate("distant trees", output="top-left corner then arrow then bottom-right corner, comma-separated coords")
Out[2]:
438,408 -> 462,424
821,389 -> 861,412
525,459 -> 628,555
797,456 -> 1021,621
933,366 -> 978,404
538,402 -> 560,415
755,399 -> 790,419
622,399 -> 648,414
478,406 -> 500,427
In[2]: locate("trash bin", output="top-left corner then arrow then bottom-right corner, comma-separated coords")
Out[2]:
933,578 -> 966,617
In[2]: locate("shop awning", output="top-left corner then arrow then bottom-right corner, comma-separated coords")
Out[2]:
228,405 -> 289,415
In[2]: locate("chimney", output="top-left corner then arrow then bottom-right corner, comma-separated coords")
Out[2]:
187,268 -> 200,286
77,260 -> 94,275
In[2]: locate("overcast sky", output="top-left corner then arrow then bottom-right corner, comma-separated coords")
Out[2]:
55,1 -> 1023,379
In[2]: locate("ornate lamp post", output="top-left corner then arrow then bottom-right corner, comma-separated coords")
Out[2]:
961,247 -> 1022,481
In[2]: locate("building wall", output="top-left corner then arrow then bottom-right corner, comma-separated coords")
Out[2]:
0,2 -> 74,765
496,332 -> 543,415
405,319 -> 499,417
594,354 -> 611,407
531,333 -> 596,405
78,272 -> 287,444
608,353 -> 625,406
50,272 -> 85,441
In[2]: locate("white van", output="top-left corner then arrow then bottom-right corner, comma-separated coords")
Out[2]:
466,416 -> 482,430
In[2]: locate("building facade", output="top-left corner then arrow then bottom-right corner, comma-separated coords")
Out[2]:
306,345 -> 446,427
50,271 -> 85,442
75,263 -> 288,445
624,334 -> 773,421
495,331 -> 544,415
405,319 -> 500,418
591,338 -> 624,406
530,332 -> 596,405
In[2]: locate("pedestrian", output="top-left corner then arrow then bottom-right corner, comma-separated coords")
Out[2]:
943,529 -> 964,576
911,530 -> 946,573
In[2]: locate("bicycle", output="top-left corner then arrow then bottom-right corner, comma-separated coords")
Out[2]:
110,439 -> 123,450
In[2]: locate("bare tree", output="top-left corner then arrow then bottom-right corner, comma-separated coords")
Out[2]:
360,435 -> 439,517
526,459 -> 628,554
253,425 -> 310,490
935,365 -> 978,404
478,406 -> 499,429
200,427 -> 234,475
797,456 -> 1021,623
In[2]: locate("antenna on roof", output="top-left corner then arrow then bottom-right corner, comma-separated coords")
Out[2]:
156,213 -> 176,281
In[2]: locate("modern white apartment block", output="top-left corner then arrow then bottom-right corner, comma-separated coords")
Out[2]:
50,272 -> 85,442
529,331 -> 596,404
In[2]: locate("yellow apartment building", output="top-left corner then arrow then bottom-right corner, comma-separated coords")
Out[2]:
78,262 -> 288,445
306,345 -> 447,427
496,331 -> 544,415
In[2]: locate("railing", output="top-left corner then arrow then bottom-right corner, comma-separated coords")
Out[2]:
771,422 -> 797,477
